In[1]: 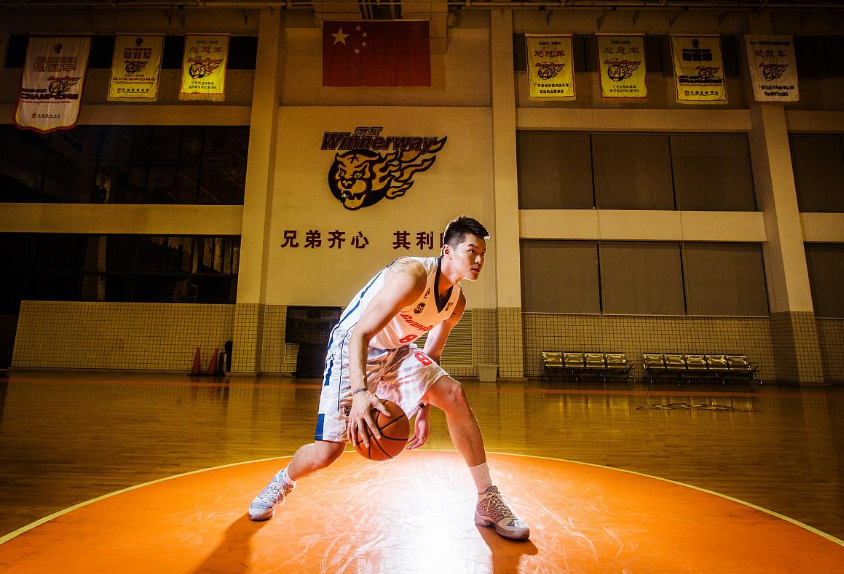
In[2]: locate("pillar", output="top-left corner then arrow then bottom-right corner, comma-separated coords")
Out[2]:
489,10 -> 525,379
750,103 -> 824,384
232,9 -> 284,373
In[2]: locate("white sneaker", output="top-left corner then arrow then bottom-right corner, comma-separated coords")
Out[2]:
248,470 -> 295,521
474,486 -> 530,540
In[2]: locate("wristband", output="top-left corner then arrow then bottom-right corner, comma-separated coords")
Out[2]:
352,387 -> 369,396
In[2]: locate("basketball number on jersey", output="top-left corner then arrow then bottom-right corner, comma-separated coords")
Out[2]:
399,334 -> 418,344
415,352 -> 433,366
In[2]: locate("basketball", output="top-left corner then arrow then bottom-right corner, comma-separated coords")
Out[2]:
353,399 -> 410,461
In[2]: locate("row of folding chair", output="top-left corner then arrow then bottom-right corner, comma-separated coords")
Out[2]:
541,352 -> 632,382
643,353 -> 760,382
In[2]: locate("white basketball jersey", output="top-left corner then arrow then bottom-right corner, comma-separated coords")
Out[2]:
333,257 -> 462,350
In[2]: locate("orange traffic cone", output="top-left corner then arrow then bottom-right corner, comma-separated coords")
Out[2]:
207,348 -> 220,376
190,347 -> 202,375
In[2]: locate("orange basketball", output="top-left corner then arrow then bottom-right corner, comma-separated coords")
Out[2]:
353,399 -> 410,461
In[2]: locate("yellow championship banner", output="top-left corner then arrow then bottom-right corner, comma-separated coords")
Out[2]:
671,35 -> 728,104
597,35 -> 647,99
108,35 -> 163,101
179,35 -> 229,101
14,36 -> 91,133
526,34 -> 575,101
744,35 -> 799,103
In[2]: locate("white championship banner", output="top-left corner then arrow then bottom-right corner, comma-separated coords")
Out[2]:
744,35 -> 799,103
108,35 -> 164,101
14,36 -> 91,133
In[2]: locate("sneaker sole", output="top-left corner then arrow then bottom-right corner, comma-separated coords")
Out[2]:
474,513 -> 530,540
248,508 -> 274,522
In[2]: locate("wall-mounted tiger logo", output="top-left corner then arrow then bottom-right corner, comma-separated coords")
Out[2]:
323,127 -> 447,210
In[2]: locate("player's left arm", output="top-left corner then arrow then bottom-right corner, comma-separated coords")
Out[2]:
422,292 -> 466,364
406,402 -> 430,450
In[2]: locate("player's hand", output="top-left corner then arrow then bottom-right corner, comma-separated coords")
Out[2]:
406,405 -> 430,450
349,389 -> 389,448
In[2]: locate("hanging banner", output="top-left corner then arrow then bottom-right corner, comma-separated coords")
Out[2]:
179,35 -> 229,101
14,36 -> 91,133
744,35 -> 799,103
108,35 -> 164,102
526,34 -> 575,101
671,35 -> 728,104
597,35 -> 647,99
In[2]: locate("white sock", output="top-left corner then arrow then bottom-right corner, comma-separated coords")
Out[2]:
277,467 -> 296,486
469,462 -> 493,494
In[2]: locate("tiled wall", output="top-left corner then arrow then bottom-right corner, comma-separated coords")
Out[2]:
522,314 -> 776,381
10,302 -> 477,376
498,307 -> 525,379
472,308 -> 499,367
231,303 -> 263,373
439,309 -> 474,379
12,301 -> 234,371
14,302 -> 836,383
770,312 -> 825,384
260,305 -> 298,374
817,318 -> 844,383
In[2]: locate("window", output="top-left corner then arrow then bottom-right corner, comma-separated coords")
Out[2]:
0,234 -> 240,313
805,244 -> 844,318
600,242 -> 685,315
521,240 -> 600,313
517,132 -> 757,212
683,243 -> 768,316
517,132 -> 593,209
520,240 -> 769,317
672,135 -> 756,211
794,37 -> 829,78
4,35 -> 258,70
593,134 -> 675,210
790,135 -> 844,213
827,38 -> 844,77
512,34 -> 741,76
645,36 -> 669,75
0,125 -> 249,204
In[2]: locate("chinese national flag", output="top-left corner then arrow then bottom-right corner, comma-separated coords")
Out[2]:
323,20 -> 431,87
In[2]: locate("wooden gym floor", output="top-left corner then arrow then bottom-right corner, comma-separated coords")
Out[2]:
0,370 -> 843,573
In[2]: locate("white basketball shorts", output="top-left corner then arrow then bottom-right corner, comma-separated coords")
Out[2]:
315,327 -> 449,443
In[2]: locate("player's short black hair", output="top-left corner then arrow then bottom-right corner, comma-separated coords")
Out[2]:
443,216 -> 489,248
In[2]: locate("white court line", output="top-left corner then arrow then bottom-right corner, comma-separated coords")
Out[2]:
0,456 -> 292,546
488,449 -> 844,548
1,450 -> 842,549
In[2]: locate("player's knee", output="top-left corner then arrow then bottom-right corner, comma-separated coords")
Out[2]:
313,441 -> 345,467
436,378 -> 471,412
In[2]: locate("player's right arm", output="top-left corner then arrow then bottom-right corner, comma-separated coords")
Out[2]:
347,258 -> 427,447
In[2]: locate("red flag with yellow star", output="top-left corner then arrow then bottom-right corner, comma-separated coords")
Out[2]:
322,20 -> 431,87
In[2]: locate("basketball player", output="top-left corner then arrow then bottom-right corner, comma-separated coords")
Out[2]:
248,216 -> 529,540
